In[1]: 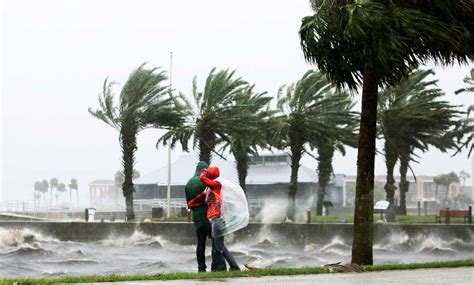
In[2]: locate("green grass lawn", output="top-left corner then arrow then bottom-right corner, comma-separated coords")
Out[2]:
2,259 -> 473,284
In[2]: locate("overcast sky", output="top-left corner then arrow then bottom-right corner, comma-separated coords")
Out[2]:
1,0 -> 472,203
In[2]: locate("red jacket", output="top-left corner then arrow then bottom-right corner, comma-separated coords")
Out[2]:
187,166 -> 222,219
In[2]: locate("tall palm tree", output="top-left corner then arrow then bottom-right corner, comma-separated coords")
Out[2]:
314,135 -> 357,215
378,69 -> 463,214
453,69 -> 474,157
459,170 -> 470,193
68,179 -> 79,207
299,0 -> 472,265
442,172 -> 460,208
40,180 -> 49,202
271,70 -> 357,221
158,68 -> 251,164
49,178 -> 58,207
34,181 -> 41,208
89,64 -> 180,221
57,183 -> 67,203
217,85 -> 273,192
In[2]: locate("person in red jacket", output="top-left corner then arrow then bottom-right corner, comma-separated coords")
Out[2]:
188,166 -> 240,271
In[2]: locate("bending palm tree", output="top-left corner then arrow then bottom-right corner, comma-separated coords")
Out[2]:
299,0 -> 472,265
158,68 -> 251,164
49,178 -> 58,207
89,64 -> 180,220
68,179 -> 78,208
379,69 -> 464,214
272,70 -> 357,221
218,85 -> 273,192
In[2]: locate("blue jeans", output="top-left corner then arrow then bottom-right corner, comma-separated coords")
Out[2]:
213,235 -> 240,271
195,225 -> 226,272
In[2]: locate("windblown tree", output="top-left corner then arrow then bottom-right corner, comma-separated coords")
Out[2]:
300,0 -> 473,264
49,178 -> 58,207
57,183 -> 67,203
314,134 -> 357,215
459,170 -> 470,193
442,172 -> 460,208
158,68 -> 252,165
39,180 -> 49,202
271,70 -> 357,221
378,69 -> 464,215
34,181 -> 41,206
218,85 -> 273,192
68,179 -> 78,207
89,64 -> 181,221
453,68 -> 474,157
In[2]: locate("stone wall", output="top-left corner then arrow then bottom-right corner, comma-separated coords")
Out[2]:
0,221 -> 472,245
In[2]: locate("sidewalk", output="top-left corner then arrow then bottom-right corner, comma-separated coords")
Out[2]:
90,267 -> 474,285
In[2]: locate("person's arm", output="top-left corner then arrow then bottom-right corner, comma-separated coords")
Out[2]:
200,169 -> 221,188
187,191 -> 206,207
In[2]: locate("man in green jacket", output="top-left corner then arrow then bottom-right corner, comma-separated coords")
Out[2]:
185,161 -> 226,272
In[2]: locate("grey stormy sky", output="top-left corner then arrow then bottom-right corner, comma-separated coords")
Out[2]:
1,0 -> 472,202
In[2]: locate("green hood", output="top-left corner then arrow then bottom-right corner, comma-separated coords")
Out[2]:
194,161 -> 208,176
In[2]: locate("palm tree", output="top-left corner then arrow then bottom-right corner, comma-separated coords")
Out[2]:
34,181 -> 41,208
271,70 -> 357,221
68,179 -> 79,208
158,68 -> 251,164
49,178 -> 58,207
57,183 -> 67,203
299,0 -> 472,265
378,69 -> 463,214
442,172 -> 460,208
217,85 -> 273,192
453,69 -> 474,157
314,135 -> 357,216
459,170 -> 470,193
89,64 -> 180,221
40,180 -> 49,202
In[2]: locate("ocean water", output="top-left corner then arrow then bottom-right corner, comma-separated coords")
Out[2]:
0,227 -> 473,278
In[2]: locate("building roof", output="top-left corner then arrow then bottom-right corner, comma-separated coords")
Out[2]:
133,154 -> 319,186
89,179 -> 115,186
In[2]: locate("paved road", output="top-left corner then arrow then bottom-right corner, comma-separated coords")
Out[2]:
93,267 -> 474,285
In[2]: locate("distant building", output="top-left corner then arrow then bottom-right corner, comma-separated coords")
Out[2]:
88,179 -> 123,209
345,175 -> 461,206
133,154 -> 346,210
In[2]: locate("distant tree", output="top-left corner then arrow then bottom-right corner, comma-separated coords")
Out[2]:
459,170 -> 470,193
57,183 -> 67,203
49,178 -> 58,206
68,179 -> 79,207
34,181 -> 41,203
89,64 -> 180,220
442,172 -> 460,208
39,180 -> 49,202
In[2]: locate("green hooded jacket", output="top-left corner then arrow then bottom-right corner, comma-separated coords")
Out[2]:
185,161 -> 209,229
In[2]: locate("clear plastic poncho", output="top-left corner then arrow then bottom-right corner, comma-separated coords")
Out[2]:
209,178 -> 249,237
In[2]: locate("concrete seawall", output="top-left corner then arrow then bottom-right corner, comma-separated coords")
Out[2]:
0,221 -> 472,245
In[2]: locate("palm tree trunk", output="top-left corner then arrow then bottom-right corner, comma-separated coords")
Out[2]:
76,189 -> 79,207
286,143 -> 303,222
384,140 -> 398,205
69,189 -> 72,209
120,118 -> 137,221
198,130 -> 216,165
352,69 -> 378,266
316,142 -> 334,216
233,145 -> 248,194
399,155 -> 409,215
